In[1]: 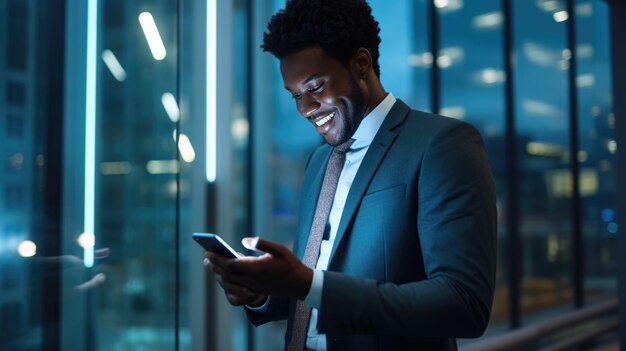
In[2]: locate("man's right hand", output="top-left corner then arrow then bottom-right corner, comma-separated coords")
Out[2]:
203,253 -> 267,307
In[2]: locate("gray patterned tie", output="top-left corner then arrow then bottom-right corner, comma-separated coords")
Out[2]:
288,138 -> 355,351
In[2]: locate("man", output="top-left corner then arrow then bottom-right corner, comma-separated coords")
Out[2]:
205,0 -> 497,350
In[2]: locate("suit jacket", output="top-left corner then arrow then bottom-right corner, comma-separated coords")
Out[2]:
248,100 -> 497,351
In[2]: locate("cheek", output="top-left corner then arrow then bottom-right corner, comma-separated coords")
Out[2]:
320,94 -> 335,105
320,92 -> 350,110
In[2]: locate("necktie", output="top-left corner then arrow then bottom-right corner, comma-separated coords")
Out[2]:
288,138 -> 355,351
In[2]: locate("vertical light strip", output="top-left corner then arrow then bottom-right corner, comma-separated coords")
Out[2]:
84,0 -> 98,268
206,0 -> 217,182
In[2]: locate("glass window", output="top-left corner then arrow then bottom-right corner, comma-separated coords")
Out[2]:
0,2 -> 48,349
0,0 -> 619,350
576,0 -> 617,300
6,0 -> 27,71
5,114 -> 24,139
513,0 -> 574,321
439,0 -> 508,326
371,0 -> 430,111
4,184 -> 24,209
6,80 -> 26,106
0,0 -> 191,349
94,1 -> 181,349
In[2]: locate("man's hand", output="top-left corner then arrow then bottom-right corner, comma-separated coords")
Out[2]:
31,247 -> 110,292
204,254 -> 267,306
206,237 -> 313,300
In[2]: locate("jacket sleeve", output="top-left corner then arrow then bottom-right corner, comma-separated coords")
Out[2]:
317,122 -> 497,338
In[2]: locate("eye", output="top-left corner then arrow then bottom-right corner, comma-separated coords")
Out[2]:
309,83 -> 324,93
291,93 -> 302,100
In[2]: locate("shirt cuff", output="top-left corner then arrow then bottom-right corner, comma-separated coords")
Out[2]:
245,296 -> 270,313
303,269 -> 324,310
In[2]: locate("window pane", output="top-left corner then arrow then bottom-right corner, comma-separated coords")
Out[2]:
373,0 -> 430,111
513,0 -> 574,320
0,1 -> 53,349
438,0 -> 507,327
94,1 -> 181,349
6,0 -> 27,71
576,0 -> 617,299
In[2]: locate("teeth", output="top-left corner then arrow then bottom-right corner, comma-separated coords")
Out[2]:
315,112 -> 335,126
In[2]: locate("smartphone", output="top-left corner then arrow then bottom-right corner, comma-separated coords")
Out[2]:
192,233 -> 241,258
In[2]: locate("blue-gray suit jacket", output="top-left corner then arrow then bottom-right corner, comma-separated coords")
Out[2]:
248,100 -> 497,351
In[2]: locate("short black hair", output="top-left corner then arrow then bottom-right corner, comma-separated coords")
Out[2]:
262,0 -> 382,77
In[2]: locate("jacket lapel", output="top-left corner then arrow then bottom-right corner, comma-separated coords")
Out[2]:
328,100 -> 410,263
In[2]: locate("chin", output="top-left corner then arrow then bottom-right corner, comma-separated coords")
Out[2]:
323,124 -> 351,146
325,136 -> 346,147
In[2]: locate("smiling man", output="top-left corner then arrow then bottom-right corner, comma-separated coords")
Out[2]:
280,46 -> 377,146
205,0 -> 497,350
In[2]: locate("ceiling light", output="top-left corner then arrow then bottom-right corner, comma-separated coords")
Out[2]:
138,12 -> 167,60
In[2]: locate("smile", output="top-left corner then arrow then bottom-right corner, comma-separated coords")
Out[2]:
315,111 -> 335,127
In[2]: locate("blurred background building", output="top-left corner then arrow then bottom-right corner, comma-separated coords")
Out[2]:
0,0 -> 624,350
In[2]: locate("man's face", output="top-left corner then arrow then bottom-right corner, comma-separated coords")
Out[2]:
280,47 -> 368,146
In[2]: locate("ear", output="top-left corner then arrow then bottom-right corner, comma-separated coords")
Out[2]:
351,48 -> 373,80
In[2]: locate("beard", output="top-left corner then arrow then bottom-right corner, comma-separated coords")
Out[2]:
331,77 -> 367,147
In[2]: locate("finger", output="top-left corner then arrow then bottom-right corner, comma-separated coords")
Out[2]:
94,248 -> 110,259
206,258 -> 230,276
213,266 -> 258,290
203,256 -> 225,277
226,292 -> 265,306
248,294 -> 268,307
210,262 -> 228,277
226,293 -> 252,306
241,237 -> 260,251
225,273 -> 259,291
218,278 -> 257,297
242,237 -> 285,257
38,255 -> 83,265
75,273 -> 106,291
211,264 -> 253,289
226,293 -> 243,305
207,252 -> 236,269
221,256 -> 262,274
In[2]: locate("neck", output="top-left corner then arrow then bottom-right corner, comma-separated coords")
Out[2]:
365,79 -> 387,115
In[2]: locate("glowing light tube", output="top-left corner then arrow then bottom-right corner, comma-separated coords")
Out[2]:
84,0 -> 98,268
102,49 -> 127,81
206,0 -> 217,182
139,12 -> 167,60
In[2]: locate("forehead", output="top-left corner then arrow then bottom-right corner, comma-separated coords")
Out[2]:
279,47 -> 349,87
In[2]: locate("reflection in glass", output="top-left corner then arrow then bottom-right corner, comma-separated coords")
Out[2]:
439,0 -> 507,326
513,0 -> 574,319
1,1 -> 63,349
95,0 -> 182,349
575,0 -> 616,300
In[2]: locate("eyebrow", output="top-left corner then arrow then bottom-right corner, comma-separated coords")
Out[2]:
284,74 -> 319,92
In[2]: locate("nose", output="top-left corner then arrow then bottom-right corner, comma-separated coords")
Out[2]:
297,93 -> 320,117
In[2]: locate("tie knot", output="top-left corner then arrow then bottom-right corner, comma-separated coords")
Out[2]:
334,138 -> 355,154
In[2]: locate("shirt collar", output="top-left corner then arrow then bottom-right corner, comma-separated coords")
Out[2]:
351,93 -> 396,144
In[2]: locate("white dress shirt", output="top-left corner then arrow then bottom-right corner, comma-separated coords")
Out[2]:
303,93 -> 396,350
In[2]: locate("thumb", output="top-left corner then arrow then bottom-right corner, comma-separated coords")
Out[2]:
242,237 -> 284,256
